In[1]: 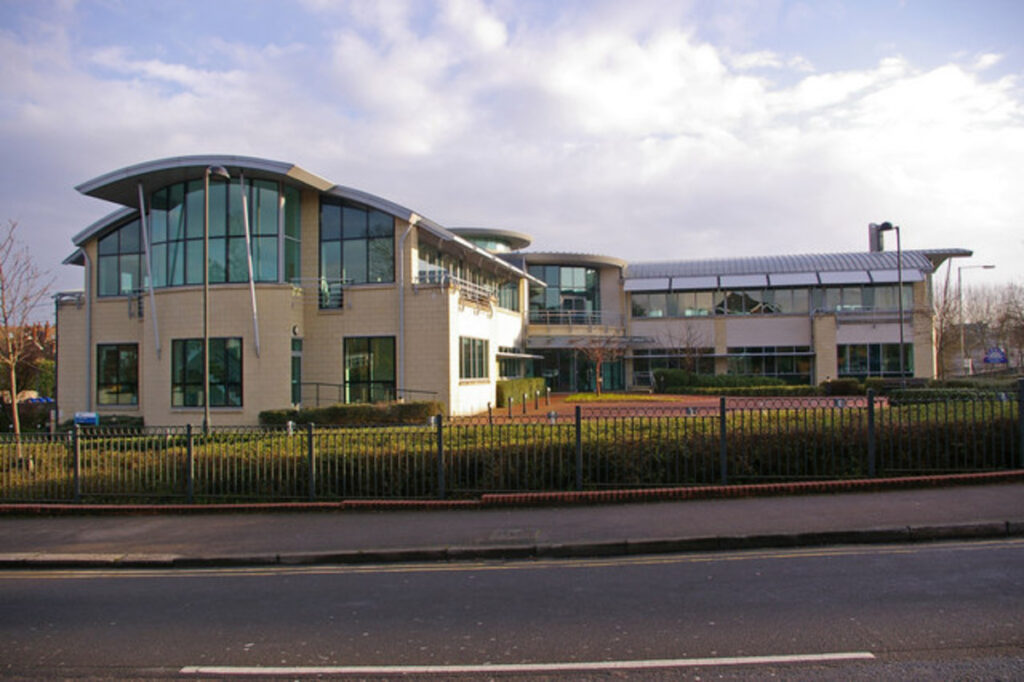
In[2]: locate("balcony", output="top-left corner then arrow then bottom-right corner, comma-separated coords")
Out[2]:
527,309 -> 625,336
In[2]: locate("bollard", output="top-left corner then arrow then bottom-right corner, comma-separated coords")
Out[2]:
546,386 -> 551,406
522,393 -> 528,415
534,390 -> 540,410
487,402 -> 493,426
507,396 -> 513,419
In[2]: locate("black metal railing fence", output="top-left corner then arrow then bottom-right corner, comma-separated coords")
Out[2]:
1,385 -> 1021,504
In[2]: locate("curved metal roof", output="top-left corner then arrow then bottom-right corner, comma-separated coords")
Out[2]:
67,155 -> 534,281
449,227 -> 533,251
625,249 -> 971,279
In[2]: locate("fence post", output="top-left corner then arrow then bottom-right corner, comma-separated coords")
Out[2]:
307,422 -> 316,502
575,405 -> 583,491
72,425 -> 81,503
436,414 -> 445,500
719,396 -> 728,485
867,389 -> 876,478
186,423 -> 195,504
1018,378 -> 1024,469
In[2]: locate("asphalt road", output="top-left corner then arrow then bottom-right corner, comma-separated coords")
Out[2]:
2,539 -> 1022,679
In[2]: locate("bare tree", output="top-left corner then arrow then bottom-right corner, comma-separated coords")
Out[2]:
657,320 -> 711,374
0,221 -> 54,457
572,335 -> 629,395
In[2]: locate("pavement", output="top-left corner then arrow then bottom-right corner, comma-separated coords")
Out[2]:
1,472 -> 1023,569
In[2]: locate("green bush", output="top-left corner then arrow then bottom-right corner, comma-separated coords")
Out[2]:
55,413 -> 145,430
668,385 -> 820,397
0,403 -> 54,432
259,401 -> 444,426
888,388 -> 1015,405
496,378 -> 546,406
819,379 -> 864,396
653,369 -> 790,393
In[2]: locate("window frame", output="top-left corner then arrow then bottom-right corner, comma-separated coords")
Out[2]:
171,337 -> 243,408
96,343 -> 139,406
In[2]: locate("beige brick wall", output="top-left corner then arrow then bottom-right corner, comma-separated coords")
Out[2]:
812,314 -> 838,383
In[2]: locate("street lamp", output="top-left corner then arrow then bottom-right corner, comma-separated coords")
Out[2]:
958,264 -> 996,376
873,222 -> 905,385
203,165 -> 231,431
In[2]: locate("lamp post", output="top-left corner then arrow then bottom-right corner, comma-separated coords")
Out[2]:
874,222 -> 905,384
958,264 -> 995,376
203,165 -> 231,431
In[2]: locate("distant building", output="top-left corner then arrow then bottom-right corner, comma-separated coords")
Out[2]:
56,155 -> 970,425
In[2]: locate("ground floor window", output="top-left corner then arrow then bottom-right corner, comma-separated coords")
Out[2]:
460,337 -> 489,380
530,349 -> 624,392
344,336 -> 395,403
96,344 -> 138,405
727,346 -> 814,384
171,338 -> 243,407
630,348 -> 715,386
837,343 -> 913,378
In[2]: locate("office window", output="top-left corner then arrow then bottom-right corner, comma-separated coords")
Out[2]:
460,337 -> 489,380
320,199 -> 394,307
96,344 -> 138,405
171,338 -> 243,407
344,337 -> 395,403
149,179 -> 287,288
837,343 -> 913,378
97,220 -> 144,296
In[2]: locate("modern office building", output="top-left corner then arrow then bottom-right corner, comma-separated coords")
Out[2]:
56,155 -> 970,425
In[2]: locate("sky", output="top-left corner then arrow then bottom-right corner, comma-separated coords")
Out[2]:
1,0 -> 1022,314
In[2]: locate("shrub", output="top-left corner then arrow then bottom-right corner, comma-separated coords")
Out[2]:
0,403 -> 54,432
653,369 -> 789,393
819,379 -> 864,396
668,385 -> 820,397
259,401 -> 445,426
496,378 -> 546,406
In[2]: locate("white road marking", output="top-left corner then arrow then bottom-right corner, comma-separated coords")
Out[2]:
180,651 -> 875,675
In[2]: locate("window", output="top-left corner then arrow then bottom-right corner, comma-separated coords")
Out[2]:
96,344 -> 138,405
149,178 -> 290,289
498,281 -> 520,311
727,347 -> 813,383
459,337 -> 489,380
171,338 -> 243,407
320,199 -> 394,307
838,343 -> 913,378
344,337 -> 395,403
97,220 -> 144,296
528,265 -> 601,323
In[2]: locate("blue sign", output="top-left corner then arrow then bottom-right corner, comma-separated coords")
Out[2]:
983,347 -> 1008,364
73,412 -> 99,425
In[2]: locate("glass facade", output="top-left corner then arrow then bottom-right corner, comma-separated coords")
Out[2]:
344,336 -> 396,403
837,343 -> 913,378
97,177 -> 300,297
171,337 -> 243,408
528,265 -> 600,324
631,285 -> 912,318
727,346 -> 814,383
630,348 -> 715,387
319,199 -> 394,308
97,219 -> 143,296
96,344 -> 138,405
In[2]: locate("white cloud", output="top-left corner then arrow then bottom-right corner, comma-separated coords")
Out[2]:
1,1 -> 1022,303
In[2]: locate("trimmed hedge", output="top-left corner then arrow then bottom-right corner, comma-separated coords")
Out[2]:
496,377 -> 546,406
260,401 -> 445,426
888,388 -> 1018,405
667,385 -> 820,397
653,369 -> 786,392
